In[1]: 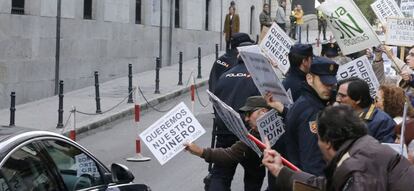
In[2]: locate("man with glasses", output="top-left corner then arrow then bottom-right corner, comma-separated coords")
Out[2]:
336,77 -> 395,143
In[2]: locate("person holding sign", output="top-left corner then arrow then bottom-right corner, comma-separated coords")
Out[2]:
284,56 -> 339,176
262,105 -> 414,190
336,77 -> 395,143
185,96 -> 271,191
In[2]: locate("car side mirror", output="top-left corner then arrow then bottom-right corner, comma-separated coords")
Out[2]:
111,163 -> 135,184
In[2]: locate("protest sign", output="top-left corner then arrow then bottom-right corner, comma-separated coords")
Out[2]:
385,17 -> 414,47
337,56 -> 380,98
238,45 -> 293,105
139,102 -> 205,165
401,0 -> 414,17
259,22 -> 294,74
371,0 -> 404,24
75,153 -> 100,178
206,90 -> 262,156
256,109 -> 285,147
317,0 -> 381,55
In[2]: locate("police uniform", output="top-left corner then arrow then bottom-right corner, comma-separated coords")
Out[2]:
282,44 -> 313,102
359,104 -> 396,143
284,57 -> 339,176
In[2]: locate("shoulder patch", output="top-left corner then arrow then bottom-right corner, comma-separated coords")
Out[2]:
309,121 -> 318,134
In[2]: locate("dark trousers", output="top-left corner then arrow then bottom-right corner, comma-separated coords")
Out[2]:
318,21 -> 327,40
289,23 -> 296,39
225,40 -> 231,53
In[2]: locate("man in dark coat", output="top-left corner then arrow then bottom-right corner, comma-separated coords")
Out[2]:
284,56 -> 338,176
263,105 -> 414,191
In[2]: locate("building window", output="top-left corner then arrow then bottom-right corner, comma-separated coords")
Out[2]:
84,0 -> 92,19
136,0 -> 142,24
205,0 -> 210,30
174,0 -> 180,28
11,0 -> 25,15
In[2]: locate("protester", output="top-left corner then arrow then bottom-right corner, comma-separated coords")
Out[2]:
336,77 -> 395,143
282,44 -> 313,102
262,105 -> 414,190
375,85 -> 414,124
275,0 -> 286,32
208,33 -> 255,92
284,56 -> 339,176
400,46 -> 414,87
259,3 -> 273,31
185,96 -> 270,191
207,41 -> 260,191
293,5 -> 303,43
223,6 -> 240,52
317,9 -> 327,41
289,5 -> 297,39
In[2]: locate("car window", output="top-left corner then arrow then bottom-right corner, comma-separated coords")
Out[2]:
43,140 -> 104,191
0,143 -> 60,190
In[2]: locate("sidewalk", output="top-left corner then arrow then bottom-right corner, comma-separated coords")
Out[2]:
0,52 -> 220,135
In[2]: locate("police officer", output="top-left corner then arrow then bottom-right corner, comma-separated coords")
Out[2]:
284,56 -> 339,176
321,42 -> 352,66
208,33 -> 255,92
282,44 -> 313,102
208,41 -> 260,191
336,77 -> 395,143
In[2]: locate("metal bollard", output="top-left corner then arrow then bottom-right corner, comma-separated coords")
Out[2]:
197,47 -> 202,79
256,34 -> 259,43
306,24 -> 309,43
178,52 -> 183,85
155,57 -> 161,94
9,92 -> 15,126
94,71 -> 102,113
127,64 -> 133,103
56,81 -> 64,128
215,44 -> 219,60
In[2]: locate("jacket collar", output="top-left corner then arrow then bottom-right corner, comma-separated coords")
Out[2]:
301,83 -> 330,107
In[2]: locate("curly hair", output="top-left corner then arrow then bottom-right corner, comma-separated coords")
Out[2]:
379,85 -> 414,118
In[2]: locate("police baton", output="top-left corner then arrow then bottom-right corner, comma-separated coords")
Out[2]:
247,133 -> 301,172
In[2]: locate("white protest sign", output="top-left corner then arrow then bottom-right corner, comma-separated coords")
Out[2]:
337,56 -> 380,98
139,102 -> 205,165
75,153 -> 100,178
206,90 -> 262,156
385,17 -> 414,47
401,0 -> 414,17
317,0 -> 381,55
238,45 -> 293,105
259,22 -> 294,74
371,0 -> 404,24
256,109 -> 285,147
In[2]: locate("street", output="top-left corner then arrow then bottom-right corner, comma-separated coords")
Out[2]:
77,86 -> 266,190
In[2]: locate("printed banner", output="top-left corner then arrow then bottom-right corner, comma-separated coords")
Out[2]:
238,45 -> 293,104
371,0 -> 404,24
206,90 -> 262,156
259,22 -> 294,74
317,0 -> 381,55
139,102 -> 205,165
385,17 -> 414,47
256,109 -> 285,147
337,56 -> 380,98
401,0 -> 414,17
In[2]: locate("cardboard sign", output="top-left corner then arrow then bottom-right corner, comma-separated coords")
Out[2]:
206,90 -> 262,156
75,153 -> 100,178
337,56 -> 380,98
371,0 -> 404,24
256,109 -> 285,147
385,17 -> 414,47
259,22 -> 294,74
139,102 -> 205,165
317,0 -> 381,55
238,45 -> 293,105
401,0 -> 414,17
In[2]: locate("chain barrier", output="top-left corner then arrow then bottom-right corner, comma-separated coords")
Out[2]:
60,110 -> 73,134
193,76 -> 209,108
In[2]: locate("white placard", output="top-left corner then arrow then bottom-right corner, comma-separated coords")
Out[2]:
317,0 -> 381,55
371,0 -> 404,24
206,90 -> 262,156
139,102 -> 206,165
337,56 -> 380,98
385,17 -> 414,47
259,23 -> 294,75
238,45 -> 293,105
401,0 -> 414,17
256,109 -> 285,147
75,153 -> 100,178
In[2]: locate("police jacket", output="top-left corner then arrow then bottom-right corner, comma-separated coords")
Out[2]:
208,50 -> 238,92
274,135 -> 414,191
284,83 -> 327,176
359,104 -> 396,143
213,59 -> 260,135
282,67 -> 306,102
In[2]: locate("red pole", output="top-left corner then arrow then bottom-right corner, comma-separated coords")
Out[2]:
247,133 -> 300,172
134,104 -> 140,122
69,130 -> 76,141
136,139 -> 141,154
190,85 -> 195,102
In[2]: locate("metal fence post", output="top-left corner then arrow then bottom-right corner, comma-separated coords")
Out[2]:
215,44 -> 219,60
127,64 -> 133,103
56,81 -> 64,128
197,47 -> 202,79
155,57 -> 161,94
306,24 -> 309,43
94,71 -> 102,113
178,52 -> 183,85
9,92 -> 15,126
